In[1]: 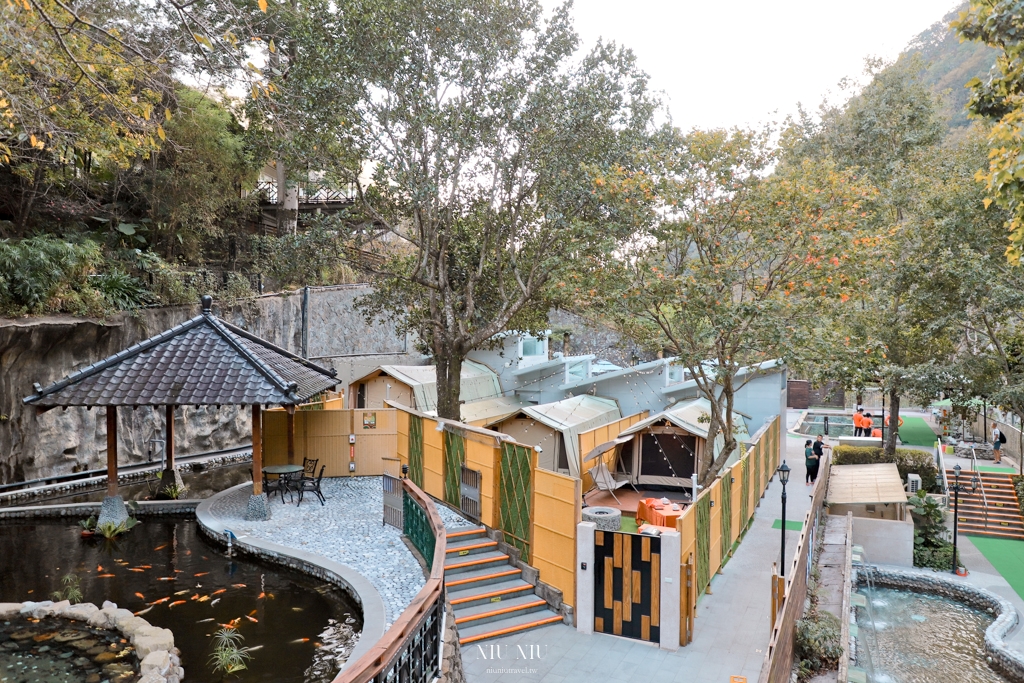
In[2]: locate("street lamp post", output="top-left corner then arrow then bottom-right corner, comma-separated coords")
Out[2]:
949,464 -> 978,574
777,462 -> 791,577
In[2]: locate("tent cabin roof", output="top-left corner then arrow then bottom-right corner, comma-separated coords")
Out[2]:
428,395 -> 530,425
511,354 -> 595,378
827,464 -> 908,506
559,357 -> 674,391
23,297 -> 338,408
619,397 -> 719,439
358,360 -> 502,412
661,359 -> 785,396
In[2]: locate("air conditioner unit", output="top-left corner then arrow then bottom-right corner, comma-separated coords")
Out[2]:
907,473 -> 922,494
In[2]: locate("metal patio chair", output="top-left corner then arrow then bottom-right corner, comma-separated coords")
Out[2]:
297,465 -> 326,507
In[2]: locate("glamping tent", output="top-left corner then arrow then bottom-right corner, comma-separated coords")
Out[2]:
349,360 -> 502,412
587,398 -> 751,489
488,395 -> 621,477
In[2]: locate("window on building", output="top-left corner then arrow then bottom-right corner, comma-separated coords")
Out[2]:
521,337 -> 544,357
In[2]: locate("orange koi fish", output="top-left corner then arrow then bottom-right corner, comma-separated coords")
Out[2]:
248,610 -> 257,616
128,568 -> 144,573
190,594 -> 199,601
218,623 -> 236,630
96,565 -> 103,572
231,584 -> 246,588
257,592 -> 265,600
211,589 -> 227,596
186,550 -> 192,555
174,590 -> 189,596
134,593 -> 145,600
154,545 -> 167,551
149,597 -> 171,605
194,572 -> 209,577
97,574 -> 115,578
245,616 -> 258,623
139,565 -> 152,569
197,596 -> 210,602
157,577 -> 176,581
168,600 -> 186,608
290,638 -> 310,644
134,606 -> 154,616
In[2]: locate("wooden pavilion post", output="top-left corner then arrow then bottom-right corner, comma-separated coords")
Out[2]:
252,404 -> 263,495
165,404 -> 175,470
286,405 -> 296,465
106,406 -> 118,497
244,403 -> 271,521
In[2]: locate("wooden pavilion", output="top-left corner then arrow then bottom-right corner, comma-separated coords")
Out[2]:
22,296 -> 338,522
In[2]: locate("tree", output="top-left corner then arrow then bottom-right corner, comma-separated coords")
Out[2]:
953,1 -> 1024,262
600,127 -> 875,485
305,0 -> 658,420
792,58 -> 952,455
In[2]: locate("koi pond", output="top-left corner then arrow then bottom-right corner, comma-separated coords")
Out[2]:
0,518 -> 362,683
855,586 -> 1006,683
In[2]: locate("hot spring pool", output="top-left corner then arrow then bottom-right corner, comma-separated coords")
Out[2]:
855,586 -> 1006,683
796,412 -> 856,437
0,518 -> 362,683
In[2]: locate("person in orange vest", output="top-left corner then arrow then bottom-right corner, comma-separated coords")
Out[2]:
853,408 -> 865,436
862,413 -> 874,438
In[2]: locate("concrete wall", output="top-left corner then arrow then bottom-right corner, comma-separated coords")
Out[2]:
850,516 -> 914,567
0,285 -> 425,484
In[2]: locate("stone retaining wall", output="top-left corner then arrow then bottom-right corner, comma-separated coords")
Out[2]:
0,599 -> 183,683
856,565 -> 1024,681
0,499 -> 198,519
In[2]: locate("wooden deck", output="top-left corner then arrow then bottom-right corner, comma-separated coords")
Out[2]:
582,486 -> 693,515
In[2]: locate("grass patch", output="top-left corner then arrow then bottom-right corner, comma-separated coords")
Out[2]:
977,465 -> 1016,473
619,515 -> 639,534
896,416 -> 939,447
968,536 -> 1024,602
772,519 -> 804,531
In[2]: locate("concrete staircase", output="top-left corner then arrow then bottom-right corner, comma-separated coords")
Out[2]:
944,469 -> 1024,540
444,527 -> 563,644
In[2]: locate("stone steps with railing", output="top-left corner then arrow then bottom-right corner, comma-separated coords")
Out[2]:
945,469 -> 1024,540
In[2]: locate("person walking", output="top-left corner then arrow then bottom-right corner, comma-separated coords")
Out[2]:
862,413 -> 874,439
809,435 -> 829,485
805,439 -> 818,485
992,422 -> 1004,464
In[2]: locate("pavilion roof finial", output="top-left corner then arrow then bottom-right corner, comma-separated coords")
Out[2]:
201,295 -> 213,314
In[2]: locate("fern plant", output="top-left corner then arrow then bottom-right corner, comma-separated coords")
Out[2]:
209,628 -> 253,675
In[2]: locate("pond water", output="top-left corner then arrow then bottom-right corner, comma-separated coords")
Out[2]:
796,412 -> 856,438
855,586 -> 1005,683
0,519 -> 362,683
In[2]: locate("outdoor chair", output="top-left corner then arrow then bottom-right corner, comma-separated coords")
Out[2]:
302,457 -> 319,479
263,472 -> 292,504
588,461 -> 629,505
297,465 -> 326,507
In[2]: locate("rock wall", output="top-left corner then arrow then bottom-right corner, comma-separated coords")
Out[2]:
0,285 -> 424,484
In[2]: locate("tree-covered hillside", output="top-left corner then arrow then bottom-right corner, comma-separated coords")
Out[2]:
905,3 -> 996,128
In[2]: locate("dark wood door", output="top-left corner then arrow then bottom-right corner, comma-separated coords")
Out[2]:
594,530 -> 661,642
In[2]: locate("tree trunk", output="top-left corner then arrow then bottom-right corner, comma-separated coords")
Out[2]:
275,159 -> 298,235
884,388 -> 901,455
435,350 -> 464,421
702,385 -> 739,486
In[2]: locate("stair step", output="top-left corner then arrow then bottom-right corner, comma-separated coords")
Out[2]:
446,527 -> 488,540
457,609 -> 564,645
445,539 -> 498,556
449,579 -> 536,607
444,550 -> 510,574
445,566 -> 521,589
454,594 -> 549,625
960,528 -> 1024,540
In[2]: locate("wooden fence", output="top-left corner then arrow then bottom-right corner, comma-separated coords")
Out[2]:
674,415 -> 783,645
758,451 -> 832,682
532,469 -> 581,608
263,406 -> 398,476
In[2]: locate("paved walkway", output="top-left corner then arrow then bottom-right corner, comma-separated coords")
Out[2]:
206,477 -> 472,625
462,434 -> 814,683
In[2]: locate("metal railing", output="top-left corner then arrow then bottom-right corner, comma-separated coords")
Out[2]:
970,448 -> 990,529
335,478 -> 446,683
254,179 -> 357,205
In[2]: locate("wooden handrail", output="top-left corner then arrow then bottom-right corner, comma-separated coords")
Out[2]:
332,479 -> 447,683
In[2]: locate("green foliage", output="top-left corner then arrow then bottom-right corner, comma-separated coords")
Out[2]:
1013,476 -> 1024,517
794,609 -> 843,679
50,573 -> 83,604
914,538 -> 960,570
831,446 -> 940,492
93,270 -> 152,311
0,236 -> 105,316
78,516 -> 96,532
251,220 -> 356,288
209,627 -> 253,675
160,483 -> 189,500
906,490 -> 960,570
96,517 -> 140,539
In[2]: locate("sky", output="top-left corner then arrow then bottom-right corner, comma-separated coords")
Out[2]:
544,0 -> 963,131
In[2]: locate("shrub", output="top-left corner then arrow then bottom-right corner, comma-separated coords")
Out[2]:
1014,476 -> 1024,517
832,445 -> 939,492
0,236 -> 105,316
795,609 -> 843,679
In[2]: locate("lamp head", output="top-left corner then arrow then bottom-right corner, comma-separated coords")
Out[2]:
971,476 -> 979,492
953,463 -> 961,478
778,461 -> 791,486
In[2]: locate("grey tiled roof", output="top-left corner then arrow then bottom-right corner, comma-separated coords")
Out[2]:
23,305 -> 338,407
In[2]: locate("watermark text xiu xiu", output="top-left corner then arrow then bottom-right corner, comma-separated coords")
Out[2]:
475,643 -> 548,660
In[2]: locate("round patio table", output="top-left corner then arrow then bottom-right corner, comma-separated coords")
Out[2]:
264,464 -> 304,475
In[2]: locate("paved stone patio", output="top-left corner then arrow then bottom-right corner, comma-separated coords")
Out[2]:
206,476 -> 470,626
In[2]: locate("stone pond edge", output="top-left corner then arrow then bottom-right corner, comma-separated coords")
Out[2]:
0,599 -> 182,683
195,482 -> 388,671
858,564 -> 1024,681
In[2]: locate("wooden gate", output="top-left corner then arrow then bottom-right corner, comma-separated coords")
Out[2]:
383,472 -> 403,530
593,530 -> 661,642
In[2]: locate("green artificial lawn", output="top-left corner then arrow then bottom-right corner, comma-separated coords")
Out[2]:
772,519 -> 804,531
968,536 -> 1024,602
977,465 -> 1017,473
898,416 -> 940,447
620,516 -> 639,533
